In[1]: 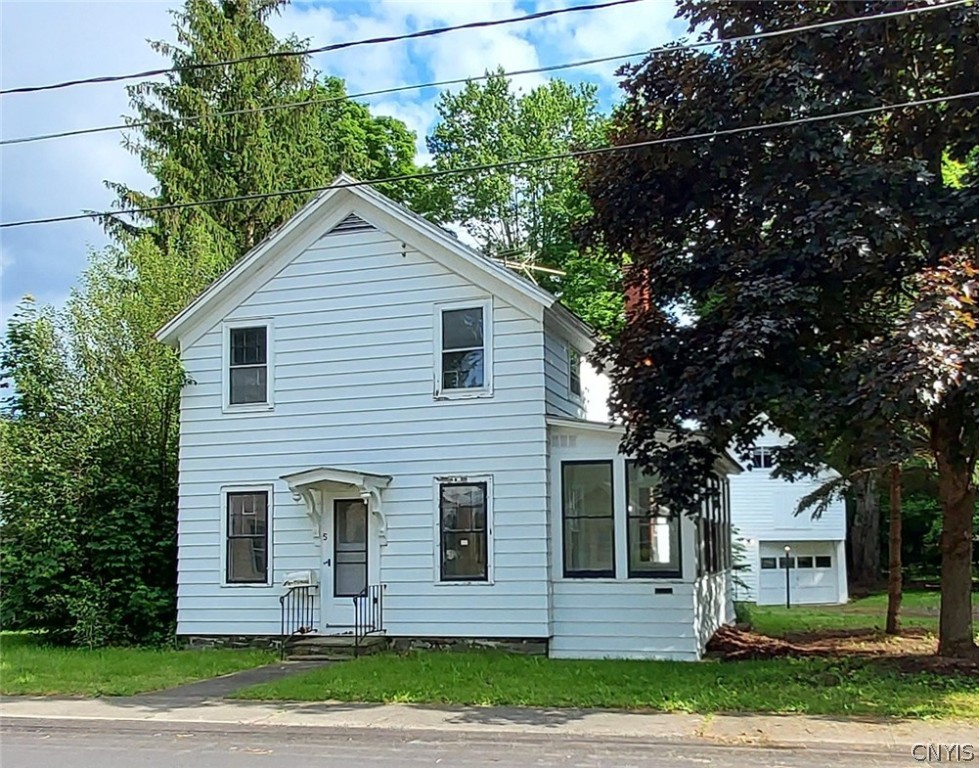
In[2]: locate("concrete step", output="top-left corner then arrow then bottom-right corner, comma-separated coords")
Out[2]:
284,634 -> 388,660
289,634 -> 387,647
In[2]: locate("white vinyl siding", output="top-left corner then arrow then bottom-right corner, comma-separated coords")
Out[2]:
543,320 -> 585,419
176,224 -> 549,637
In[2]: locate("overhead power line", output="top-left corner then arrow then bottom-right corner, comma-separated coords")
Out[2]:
3,90 -> 975,230
0,0 -> 968,147
0,0 -> 645,96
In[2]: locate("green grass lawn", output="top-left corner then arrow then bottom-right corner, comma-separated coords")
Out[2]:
0,633 -> 275,697
232,591 -> 979,719
231,649 -> 979,719
744,590 -> 978,637
743,600 -> 935,636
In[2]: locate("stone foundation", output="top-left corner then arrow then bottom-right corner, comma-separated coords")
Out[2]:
181,634 -> 548,656
181,635 -> 283,651
389,636 -> 548,655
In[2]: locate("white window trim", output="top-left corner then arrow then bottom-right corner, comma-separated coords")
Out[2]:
433,298 -> 493,399
567,345 -> 583,403
222,318 -> 275,414
220,484 -> 274,588
433,474 -> 494,586
750,446 -> 776,470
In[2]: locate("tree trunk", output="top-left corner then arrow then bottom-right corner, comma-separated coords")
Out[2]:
932,416 -> 977,658
849,472 -> 881,589
886,463 -> 903,635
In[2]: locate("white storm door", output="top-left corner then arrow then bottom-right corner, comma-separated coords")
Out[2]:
322,498 -> 369,630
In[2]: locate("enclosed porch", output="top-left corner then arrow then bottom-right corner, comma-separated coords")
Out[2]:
547,417 -> 738,660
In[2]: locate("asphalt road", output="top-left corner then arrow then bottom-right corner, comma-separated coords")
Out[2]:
1,718 -> 912,767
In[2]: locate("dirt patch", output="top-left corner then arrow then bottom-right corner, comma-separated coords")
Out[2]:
706,625 -> 979,675
706,625 -> 807,661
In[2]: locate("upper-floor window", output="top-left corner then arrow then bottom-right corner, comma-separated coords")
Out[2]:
562,461 -> 615,578
626,462 -> 680,578
224,321 -> 273,410
435,300 -> 492,397
750,446 -> 776,469
568,347 -> 582,399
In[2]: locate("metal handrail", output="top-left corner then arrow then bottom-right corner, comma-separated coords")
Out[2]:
279,585 -> 316,659
353,584 -> 384,657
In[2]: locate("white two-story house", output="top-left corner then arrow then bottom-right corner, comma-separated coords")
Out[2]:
729,427 -> 849,605
157,176 -> 738,660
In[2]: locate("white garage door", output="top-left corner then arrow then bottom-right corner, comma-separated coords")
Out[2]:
757,542 -> 840,605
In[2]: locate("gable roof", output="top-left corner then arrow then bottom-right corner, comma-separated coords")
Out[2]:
156,174 -> 594,349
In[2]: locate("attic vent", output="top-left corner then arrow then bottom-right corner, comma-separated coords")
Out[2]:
551,434 -> 577,449
326,213 -> 376,236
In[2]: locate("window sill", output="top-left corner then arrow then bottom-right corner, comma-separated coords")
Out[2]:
220,582 -> 275,589
434,389 -> 494,401
222,403 -> 275,415
434,579 -> 494,587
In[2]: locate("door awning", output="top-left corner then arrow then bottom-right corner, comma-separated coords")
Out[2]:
281,466 -> 392,543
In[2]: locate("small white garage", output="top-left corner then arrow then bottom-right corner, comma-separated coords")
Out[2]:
756,540 -> 846,606
729,429 -> 849,606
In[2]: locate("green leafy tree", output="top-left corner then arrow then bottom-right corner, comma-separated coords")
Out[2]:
0,300 -> 87,639
581,1 -> 978,656
425,71 -> 623,335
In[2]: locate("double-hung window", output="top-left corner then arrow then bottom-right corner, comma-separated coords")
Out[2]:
562,461 -> 615,577
226,490 -> 269,584
568,347 -> 582,399
226,323 -> 272,408
436,301 -> 491,396
626,462 -> 681,578
439,481 -> 489,581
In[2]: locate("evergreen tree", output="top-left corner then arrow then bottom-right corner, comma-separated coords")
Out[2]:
111,0 -> 420,258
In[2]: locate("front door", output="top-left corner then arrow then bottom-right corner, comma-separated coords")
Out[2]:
322,498 -> 368,630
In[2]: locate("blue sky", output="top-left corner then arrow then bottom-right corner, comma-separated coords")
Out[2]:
0,0 -> 684,321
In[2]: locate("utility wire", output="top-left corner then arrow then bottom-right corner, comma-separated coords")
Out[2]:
0,0 -> 644,96
3,90 -> 975,230
1,0 -> 968,147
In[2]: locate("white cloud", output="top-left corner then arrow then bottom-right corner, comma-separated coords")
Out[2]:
0,244 -> 13,278
1,0 -> 174,312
